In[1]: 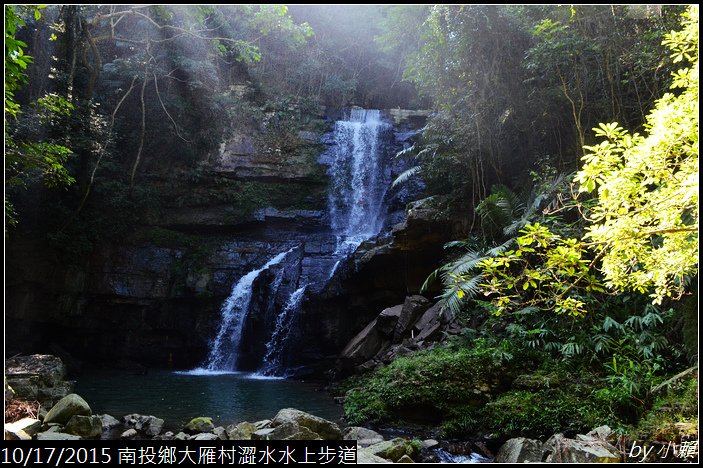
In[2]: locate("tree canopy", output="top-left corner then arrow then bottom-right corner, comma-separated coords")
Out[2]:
576,5 -> 698,304
438,6 -> 698,318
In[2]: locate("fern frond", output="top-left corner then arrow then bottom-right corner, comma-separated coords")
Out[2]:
444,236 -> 485,251
444,240 -> 471,249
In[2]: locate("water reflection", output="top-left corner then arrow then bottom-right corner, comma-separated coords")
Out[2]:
75,370 -> 341,430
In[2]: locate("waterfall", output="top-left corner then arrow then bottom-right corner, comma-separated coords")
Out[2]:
328,109 -> 391,242
203,248 -> 293,371
198,109 -> 392,376
326,108 -> 391,280
259,285 -> 307,376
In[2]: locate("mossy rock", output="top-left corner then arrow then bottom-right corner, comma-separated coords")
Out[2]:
64,415 -> 102,438
43,394 -> 92,425
365,438 -> 419,462
226,421 -> 257,440
512,372 -> 563,390
271,408 -> 341,440
184,417 -> 214,434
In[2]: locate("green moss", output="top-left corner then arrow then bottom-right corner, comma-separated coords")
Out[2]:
342,339 -> 631,439
233,180 -> 326,216
342,340 -> 541,427
194,179 -> 327,221
473,387 -> 607,439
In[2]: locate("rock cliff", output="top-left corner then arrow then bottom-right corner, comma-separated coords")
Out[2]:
5,108 -> 454,376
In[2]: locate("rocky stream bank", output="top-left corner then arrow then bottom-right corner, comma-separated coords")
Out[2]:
5,354 -> 645,463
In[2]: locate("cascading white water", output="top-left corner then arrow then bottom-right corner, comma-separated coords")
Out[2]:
198,109 -> 391,376
434,449 -> 491,464
259,285 -> 307,376
329,109 -> 390,241
327,109 -> 391,279
203,248 -> 293,371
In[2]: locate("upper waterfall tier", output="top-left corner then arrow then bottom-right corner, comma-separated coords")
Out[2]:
328,109 -> 392,241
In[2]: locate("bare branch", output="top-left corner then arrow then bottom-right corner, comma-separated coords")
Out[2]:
97,8 -> 252,44
60,76 -> 139,231
130,42 -> 150,191
153,71 -> 191,142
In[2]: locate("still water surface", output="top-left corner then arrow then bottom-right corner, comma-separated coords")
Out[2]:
75,370 -> 342,430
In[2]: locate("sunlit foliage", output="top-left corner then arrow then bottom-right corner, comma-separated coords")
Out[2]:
5,5 -> 76,229
576,5 -> 698,304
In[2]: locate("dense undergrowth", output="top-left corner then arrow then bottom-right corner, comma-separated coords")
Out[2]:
342,332 -> 696,441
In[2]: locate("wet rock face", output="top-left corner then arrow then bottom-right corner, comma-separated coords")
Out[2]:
88,246 -> 180,299
213,130 -> 324,182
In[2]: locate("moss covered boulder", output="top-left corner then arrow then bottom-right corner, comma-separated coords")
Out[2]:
184,417 -> 214,434
43,394 -> 92,425
365,438 -> 420,462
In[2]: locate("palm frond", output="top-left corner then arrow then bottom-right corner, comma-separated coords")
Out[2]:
477,194 -> 512,232
393,144 -> 416,159
486,238 -> 515,257
505,198 -> 545,235
444,236 -> 485,251
477,184 -> 526,236
391,165 -> 422,189
504,214 -> 530,236
442,250 -> 487,278
439,274 -> 484,316
504,172 -> 569,236
420,267 -> 441,293
414,145 -> 438,160
603,315 -> 624,333
544,341 -> 562,352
